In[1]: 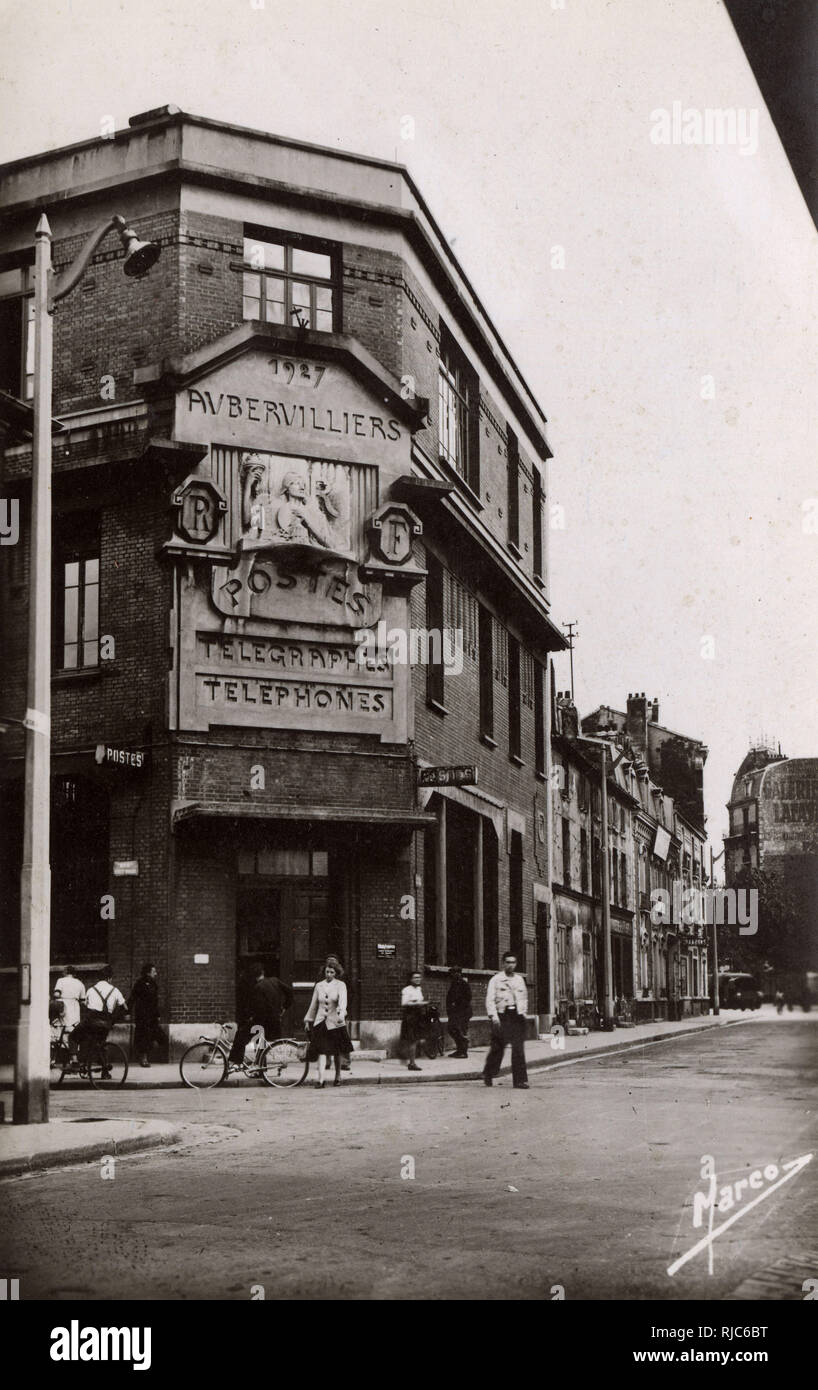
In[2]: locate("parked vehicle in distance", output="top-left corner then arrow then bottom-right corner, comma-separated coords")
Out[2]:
719,972 -> 763,1011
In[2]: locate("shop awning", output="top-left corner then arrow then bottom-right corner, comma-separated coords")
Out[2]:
172,800 -> 437,829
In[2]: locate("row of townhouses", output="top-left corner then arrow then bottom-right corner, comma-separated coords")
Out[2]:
0,108 -> 712,1056
553,692 -> 710,1030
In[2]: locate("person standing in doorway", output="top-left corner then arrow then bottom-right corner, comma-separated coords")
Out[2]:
446,966 -> 472,1058
483,953 -> 529,1089
128,963 -> 167,1068
304,963 -> 352,1087
400,970 -> 427,1072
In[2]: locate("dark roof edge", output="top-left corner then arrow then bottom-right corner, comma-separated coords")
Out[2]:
0,109 -> 549,444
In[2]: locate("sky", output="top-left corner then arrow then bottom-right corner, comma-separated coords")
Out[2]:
1,0 -> 815,852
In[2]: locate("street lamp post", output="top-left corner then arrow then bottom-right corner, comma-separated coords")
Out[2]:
13,213 -> 160,1124
710,845 -> 723,1016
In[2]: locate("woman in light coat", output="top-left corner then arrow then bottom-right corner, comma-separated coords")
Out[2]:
304,963 -> 352,1088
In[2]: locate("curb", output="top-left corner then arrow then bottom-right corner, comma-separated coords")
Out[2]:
11,1017 -> 751,1097
352,1015 -> 751,1085
0,1124 -> 184,1179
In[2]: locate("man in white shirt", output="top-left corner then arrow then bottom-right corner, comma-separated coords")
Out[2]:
53,966 -> 86,1033
80,967 -> 128,1042
75,967 -> 127,1072
483,953 -> 529,1089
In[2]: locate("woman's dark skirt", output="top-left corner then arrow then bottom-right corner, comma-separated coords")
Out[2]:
307,1021 -> 353,1061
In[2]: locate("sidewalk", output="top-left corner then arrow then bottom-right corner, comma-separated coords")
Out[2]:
0,1117 -> 183,1180
0,1010 -> 753,1094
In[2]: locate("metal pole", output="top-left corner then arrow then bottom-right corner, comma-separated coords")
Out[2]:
710,844 -> 720,1015
14,214 -> 53,1124
600,749 -> 614,1027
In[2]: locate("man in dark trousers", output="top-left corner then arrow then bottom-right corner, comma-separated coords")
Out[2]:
482,952 -> 530,1089
446,966 -> 472,1058
230,965 -> 292,1064
251,967 -> 293,1042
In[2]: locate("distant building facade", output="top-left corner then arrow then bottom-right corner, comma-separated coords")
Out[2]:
550,692 -> 710,1025
724,745 -> 818,979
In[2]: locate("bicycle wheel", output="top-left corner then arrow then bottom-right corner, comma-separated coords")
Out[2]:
179,1040 -> 228,1089
88,1041 -> 128,1089
262,1038 -> 309,1088
422,1033 -> 443,1060
50,1046 -> 68,1087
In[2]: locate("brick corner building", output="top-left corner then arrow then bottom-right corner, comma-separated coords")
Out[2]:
0,108 -> 566,1056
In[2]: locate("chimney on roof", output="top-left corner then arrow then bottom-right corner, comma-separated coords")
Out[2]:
651,697 -> 659,722
557,690 -> 578,741
626,691 -> 648,757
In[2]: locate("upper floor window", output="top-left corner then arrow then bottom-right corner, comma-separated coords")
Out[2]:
478,603 -> 494,741
0,263 -> 35,400
425,552 -> 445,710
561,816 -> 571,888
242,232 -> 337,333
508,635 -> 522,761
506,427 -> 520,551
438,325 -> 479,492
534,660 -> 546,776
532,463 -> 544,581
54,513 -> 100,671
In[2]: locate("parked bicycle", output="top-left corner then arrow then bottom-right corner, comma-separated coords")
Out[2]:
50,1025 -> 129,1090
179,1022 -> 309,1090
416,1002 -> 445,1060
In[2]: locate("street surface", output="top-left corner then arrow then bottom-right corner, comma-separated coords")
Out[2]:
2,1011 -> 816,1300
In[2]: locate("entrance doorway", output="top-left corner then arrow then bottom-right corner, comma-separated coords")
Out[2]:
236,847 -> 338,1020
535,898 -> 550,1015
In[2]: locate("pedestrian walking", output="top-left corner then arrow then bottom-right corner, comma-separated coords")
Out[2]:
304,963 -> 352,1087
128,963 -> 167,1067
446,966 -> 472,1058
400,970 -> 428,1072
483,953 -> 529,1089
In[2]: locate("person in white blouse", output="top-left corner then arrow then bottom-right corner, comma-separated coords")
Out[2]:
53,966 -> 86,1036
304,963 -> 352,1087
483,953 -> 530,1089
399,970 -> 427,1071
